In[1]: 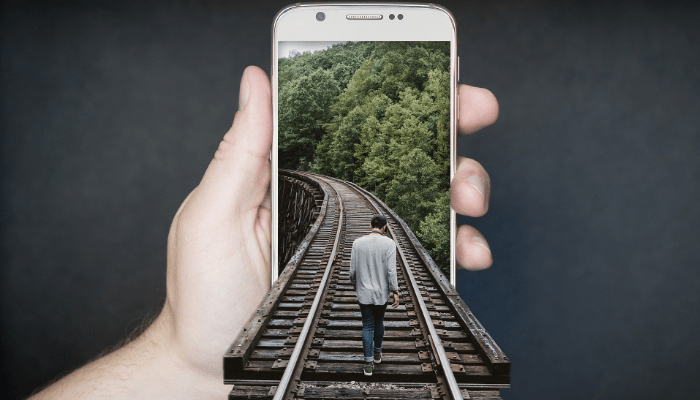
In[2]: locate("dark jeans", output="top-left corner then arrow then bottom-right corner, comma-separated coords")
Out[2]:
359,303 -> 388,363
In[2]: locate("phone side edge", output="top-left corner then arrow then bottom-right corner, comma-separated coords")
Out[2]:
270,6 -> 299,285
438,4 -> 458,288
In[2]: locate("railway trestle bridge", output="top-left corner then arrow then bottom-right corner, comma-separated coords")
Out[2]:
224,170 -> 510,400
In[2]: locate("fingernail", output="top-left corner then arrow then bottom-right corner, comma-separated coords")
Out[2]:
472,236 -> 491,254
238,68 -> 250,111
467,175 -> 486,197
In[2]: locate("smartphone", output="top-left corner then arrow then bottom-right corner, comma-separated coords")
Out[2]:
272,3 -> 458,287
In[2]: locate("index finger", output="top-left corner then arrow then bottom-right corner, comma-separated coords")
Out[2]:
458,84 -> 499,136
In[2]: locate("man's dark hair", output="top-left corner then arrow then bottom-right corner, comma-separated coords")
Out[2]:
371,214 -> 387,229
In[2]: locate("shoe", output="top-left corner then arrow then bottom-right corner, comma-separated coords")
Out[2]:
374,352 -> 382,364
363,362 -> 373,376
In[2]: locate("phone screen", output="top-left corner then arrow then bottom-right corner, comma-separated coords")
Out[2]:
276,41 -> 452,283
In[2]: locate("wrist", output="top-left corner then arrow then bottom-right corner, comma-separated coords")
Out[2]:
149,302 -> 230,398
30,305 -> 228,400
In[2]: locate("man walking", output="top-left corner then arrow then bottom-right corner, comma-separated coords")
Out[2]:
349,214 -> 401,376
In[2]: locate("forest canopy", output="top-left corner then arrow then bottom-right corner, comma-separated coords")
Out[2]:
279,41 -> 451,272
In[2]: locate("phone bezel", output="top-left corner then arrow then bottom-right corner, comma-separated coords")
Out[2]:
271,3 -> 458,287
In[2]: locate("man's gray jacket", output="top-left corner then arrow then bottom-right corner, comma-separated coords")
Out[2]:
349,235 -> 399,305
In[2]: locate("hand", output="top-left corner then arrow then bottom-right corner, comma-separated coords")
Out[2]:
392,292 -> 400,308
153,65 -> 274,394
29,66 -> 272,399
452,85 -> 499,270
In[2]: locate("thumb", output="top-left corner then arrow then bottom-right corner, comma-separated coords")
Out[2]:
194,66 -> 272,218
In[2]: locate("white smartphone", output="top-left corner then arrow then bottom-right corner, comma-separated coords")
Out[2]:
272,3 -> 458,287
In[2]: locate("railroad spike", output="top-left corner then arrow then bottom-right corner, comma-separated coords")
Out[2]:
450,363 -> 466,373
277,348 -> 294,357
304,360 -> 317,370
272,359 -> 289,369
288,326 -> 302,334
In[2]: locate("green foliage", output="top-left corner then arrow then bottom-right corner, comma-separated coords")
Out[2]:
417,191 -> 451,268
385,148 -> 441,229
279,41 -> 451,273
279,68 -> 339,169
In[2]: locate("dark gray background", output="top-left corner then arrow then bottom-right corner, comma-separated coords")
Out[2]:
2,0 -> 699,398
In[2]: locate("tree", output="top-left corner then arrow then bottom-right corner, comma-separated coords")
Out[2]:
278,68 -> 339,169
417,191 -> 451,268
385,148 -> 442,231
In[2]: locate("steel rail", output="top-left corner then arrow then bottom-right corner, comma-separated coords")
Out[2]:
272,179 -> 345,400
344,180 -> 465,400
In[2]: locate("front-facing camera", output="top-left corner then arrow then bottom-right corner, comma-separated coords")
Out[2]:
316,12 -> 325,21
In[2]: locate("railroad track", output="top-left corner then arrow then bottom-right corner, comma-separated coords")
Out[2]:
224,170 -> 510,400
